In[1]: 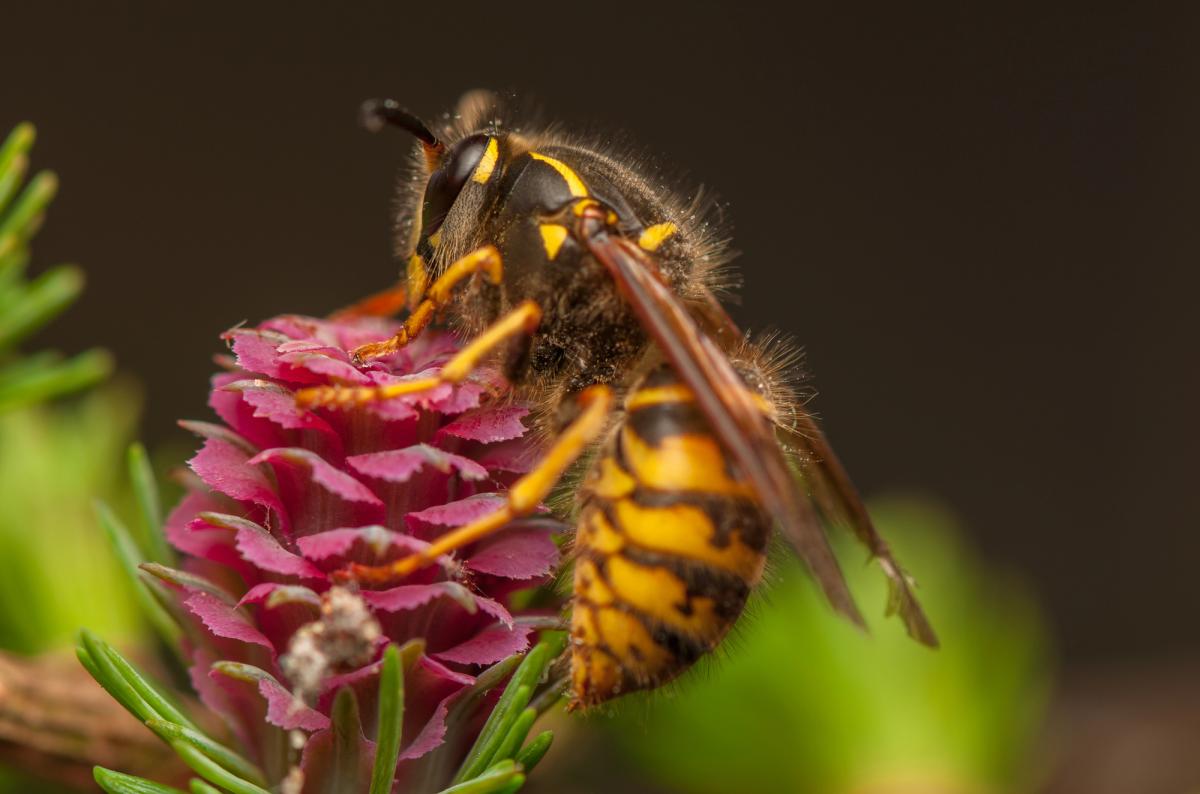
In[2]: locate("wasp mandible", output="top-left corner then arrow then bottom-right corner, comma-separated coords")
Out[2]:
297,92 -> 937,709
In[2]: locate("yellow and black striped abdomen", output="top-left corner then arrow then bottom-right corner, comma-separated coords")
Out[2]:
569,365 -> 770,708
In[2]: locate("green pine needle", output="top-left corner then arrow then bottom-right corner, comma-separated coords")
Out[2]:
0,262 -> 82,349
0,167 -> 55,244
93,767 -> 188,794
454,632 -> 566,785
75,630 -> 274,790
0,346 -> 112,411
0,123 -> 113,409
331,687 -> 363,787
81,629 -> 198,731
513,731 -> 553,774
127,442 -> 172,564
439,761 -> 525,794
95,500 -> 184,653
145,720 -> 267,788
489,706 -> 537,770
370,644 -> 406,794
169,739 -> 272,794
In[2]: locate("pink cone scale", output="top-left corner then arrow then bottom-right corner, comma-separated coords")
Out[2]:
155,313 -> 563,790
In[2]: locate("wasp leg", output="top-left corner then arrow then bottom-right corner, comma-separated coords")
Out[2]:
295,299 -> 541,410
338,384 -> 615,586
328,281 -> 408,321
350,245 -> 502,363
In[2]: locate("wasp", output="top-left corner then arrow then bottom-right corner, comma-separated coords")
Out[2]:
297,91 -> 937,709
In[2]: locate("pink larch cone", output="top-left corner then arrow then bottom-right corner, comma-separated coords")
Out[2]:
148,312 -> 563,791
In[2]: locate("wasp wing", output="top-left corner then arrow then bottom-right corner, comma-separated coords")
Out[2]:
784,412 -> 938,646
582,230 -> 866,629
686,281 -> 938,646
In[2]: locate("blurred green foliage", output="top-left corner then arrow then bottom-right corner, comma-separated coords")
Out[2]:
0,122 -> 144,792
0,385 -> 143,654
0,123 -> 111,411
599,497 -> 1052,794
0,121 -> 139,654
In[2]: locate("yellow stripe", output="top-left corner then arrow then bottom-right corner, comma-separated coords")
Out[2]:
614,499 -> 764,580
587,456 -> 636,499
529,152 -> 589,197
604,554 -> 722,638
628,382 -> 772,414
622,427 -> 755,497
626,384 -> 694,409
472,137 -> 498,184
539,223 -> 569,260
638,222 -> 678,251
595,606 -> 674,673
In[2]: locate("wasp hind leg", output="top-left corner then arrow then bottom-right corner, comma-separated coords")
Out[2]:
336,384 -> 615,586
295,298 -> 541,410
350,244 -> 503,363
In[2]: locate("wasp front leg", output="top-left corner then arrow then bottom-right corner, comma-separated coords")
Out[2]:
295,299 -> 541,410
350,244 -> 503,363
337,384 -> 615,586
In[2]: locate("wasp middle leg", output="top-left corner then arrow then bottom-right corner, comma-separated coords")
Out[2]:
295,298 -> 541,410
336,384 -> 615,586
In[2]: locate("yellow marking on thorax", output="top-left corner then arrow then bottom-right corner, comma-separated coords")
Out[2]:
638,222 -> 678,251
529,151 -> 589,197
538,223 -> 569,260
626,384 -> 695,409
621,427 -> 756,497
472,137 -> 499,184
613,499 -> 764,580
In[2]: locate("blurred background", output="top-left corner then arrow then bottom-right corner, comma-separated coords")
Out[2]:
1,3 -> 1197,792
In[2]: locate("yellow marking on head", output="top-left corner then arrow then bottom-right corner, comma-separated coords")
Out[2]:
427,229 -> 443,248
605,554 -> 721,638
614,499 -> 764,581
538,223 -> 569,260
472,137 -> 498,184
529,152 -> 589,197
638,222 -> 678,251
571,198 -> 600,216
586,456 -> 637,499
622,428 -> 755,497
405,253 -> 429,308
625,384 -> 695,410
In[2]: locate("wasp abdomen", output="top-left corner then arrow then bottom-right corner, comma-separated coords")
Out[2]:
569,366 -> 771,708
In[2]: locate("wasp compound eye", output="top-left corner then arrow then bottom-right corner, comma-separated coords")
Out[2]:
421,134 -> 490,239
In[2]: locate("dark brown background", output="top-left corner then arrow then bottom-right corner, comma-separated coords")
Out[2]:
5,4 -> 1197,673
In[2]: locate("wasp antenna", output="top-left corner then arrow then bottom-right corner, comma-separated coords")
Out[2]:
360,98 -> 446,168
